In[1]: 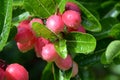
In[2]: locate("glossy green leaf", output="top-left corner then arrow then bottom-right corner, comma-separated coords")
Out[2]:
53,63 -> 72,80
24,0 -> 68,18
77,0 -> 101,10
0,0 -> 13,51
13,0 -> 24,7
65,32 -> 96,54
101,40 -> 120,64
103,3 -> 120,18
57,0 -> 68,14
41,63 -> 53,80
12,12 -> 30,26
70,0 -> 102,32
24,0 -> 56,18
91,17 -> 119,40
32,22 -> 58,42
54,39 -> 67,59
109,23 -> 120,39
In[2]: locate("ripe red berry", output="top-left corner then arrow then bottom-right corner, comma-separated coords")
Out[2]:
15,27 -> 34,43
62,10 -> 81,29
35,37 -> 50,57
5,63 -> 29,80
71,61 -> 78,77
46,15 -> 64,34
0,68 -> 5,80
55,54 -> 72,70
29,18 -> 43,27
15,20 -> 34,44
65,2 -> 80,13
17,37 -> 35,53
18,20 -> 30,29
41,43 -> 58,62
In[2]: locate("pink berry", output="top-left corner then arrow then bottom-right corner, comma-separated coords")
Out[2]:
18,20 -> 30,28
65,2 -> 80,13
15,27 -> 34,43
29,18 -> 43,27
41,43 -> 58,62
46,15 -> 64,34
55,54 -> 72,70
35,37 -> 50,57
0,68 -> 5,80
17,37 -> 35,53
5,63 -> 29,80
62,10 -> 81,29
15,20 -> 34,44
71,61 -> 78,77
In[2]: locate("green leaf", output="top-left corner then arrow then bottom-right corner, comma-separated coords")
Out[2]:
65,32 -> 96,54
53,63 -> 72,80
101,40 -> 120,64
57,0 -> 68,14
41,63 -> 53,80
91,17 -> 119,40
109,23 -> 120,39
31,22 -> 58,42
54,39 -> 68,59
103,3 -> 120,18
0,0 -> 13,51
70,0 -> 102,32
24,0 -> 68,18
13,0 -> 24,7
24,0 -> 56,18
12,12 -> 30,26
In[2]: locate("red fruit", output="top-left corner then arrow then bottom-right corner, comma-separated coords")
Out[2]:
35,37 -> 49,57
17,37 -> 35,53
0,68 -> 5,80
55,55 -> 72,70
29,18 -> 43,27
72,61 -> 78,77
5,63 -> 29,80
65,2 -> 80,13
41,43 -> 58,62
62,10 -> 81,29
15,27 -> 34,43
46,15 -> 64,34
15,20 -> 34,43
18,20 -> 30,29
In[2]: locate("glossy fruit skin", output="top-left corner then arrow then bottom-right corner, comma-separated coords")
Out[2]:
65,2 -> 80,13
15,20 -> 34,44
46,15 -> 64,34
55,55 -> 72,71
62,10 -> 81,29
0,68 -> 5,80
15,27 -> 34,44
41,43 -> 58,62
5,63 -> 29,80
17,37 -> 36,53
35,37 -> 49,57
72,61 -> 78,77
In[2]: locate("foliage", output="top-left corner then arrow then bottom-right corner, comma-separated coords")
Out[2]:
0,0 -> 120,80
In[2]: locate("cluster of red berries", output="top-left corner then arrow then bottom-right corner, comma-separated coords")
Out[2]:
14,2 -> 85,78
0,60 -> 28,80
